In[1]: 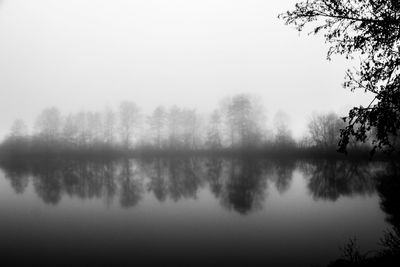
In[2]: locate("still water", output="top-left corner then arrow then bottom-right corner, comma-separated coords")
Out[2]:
0,157 -> 396,266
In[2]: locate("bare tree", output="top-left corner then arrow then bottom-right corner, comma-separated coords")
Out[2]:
206,110 -> 222,148
147,106 -> 166,149
181,109 -> 199,149
62,114 -> 79,145
167,106 -> 182,148
103,107 -> 116,145
75,111 -> 89,146
273,111 -> 295,146
307,112 -> 345,149
221,94 -> 265,148
86,111 -> 103,144
119,101 -> 140,148
9,119 -> 28,139
35,107 -> 61,141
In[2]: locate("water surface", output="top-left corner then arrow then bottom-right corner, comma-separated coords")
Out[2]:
0,157 -> 394,266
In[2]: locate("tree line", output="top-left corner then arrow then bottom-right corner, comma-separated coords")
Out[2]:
0,94 -> 383,157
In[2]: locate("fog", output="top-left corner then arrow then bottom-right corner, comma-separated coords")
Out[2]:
1,2 -> 399,266
0,0 -> 373,140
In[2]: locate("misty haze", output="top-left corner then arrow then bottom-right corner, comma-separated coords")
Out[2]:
0,1 -> 399,267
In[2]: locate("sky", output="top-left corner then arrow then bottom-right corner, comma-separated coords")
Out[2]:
0,0 -> 373,139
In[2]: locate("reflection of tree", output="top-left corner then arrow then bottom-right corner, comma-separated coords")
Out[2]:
205,157 -> 223,198
221,158 -> 267,215
141,157 -> 204,202
60,161 -> 118,205
274,159 -> 295,194
144,157 -> 271,214
32,162 -> 63,205
326,163 -> 400,266
376,162 -> 400,262
2,157 -> 384,216
0,159 -> 144,207
118,159 -> 143,208
101,162 -> 118,206
0,157 -> 275,214
144,157 -> 271,213
146,158 -> 168,202
63,162 -> 102,199
168,158 -> 202,201
1,161 -> 30,194
303,161 -> 376,201
376,162 -> 400,232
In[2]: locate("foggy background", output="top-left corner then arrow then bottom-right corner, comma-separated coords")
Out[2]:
0,0 -> 372,140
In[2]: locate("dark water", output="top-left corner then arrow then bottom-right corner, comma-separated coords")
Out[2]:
0,157 -> 396,266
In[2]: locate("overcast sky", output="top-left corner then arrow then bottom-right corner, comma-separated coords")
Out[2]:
0,0 -> 373,139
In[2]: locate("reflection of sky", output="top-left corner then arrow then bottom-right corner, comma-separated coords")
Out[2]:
0,160 -> 389,266
0,0 -> 374,140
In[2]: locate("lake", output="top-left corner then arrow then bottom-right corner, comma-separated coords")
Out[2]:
0,157 -> 397,266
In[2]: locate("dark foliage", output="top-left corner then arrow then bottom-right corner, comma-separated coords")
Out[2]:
280,0 -> 400,155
